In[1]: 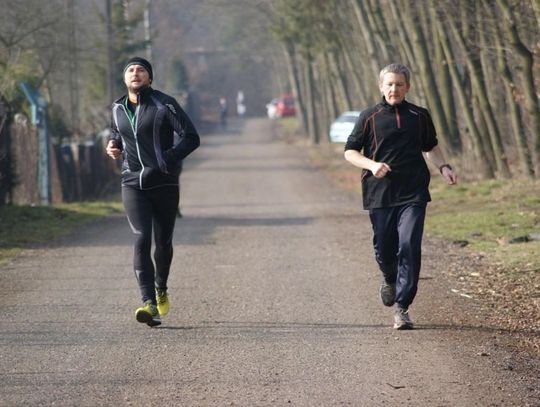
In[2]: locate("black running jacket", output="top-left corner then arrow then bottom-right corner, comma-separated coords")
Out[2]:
110,87 -> 200,189
345,98 -> 438,209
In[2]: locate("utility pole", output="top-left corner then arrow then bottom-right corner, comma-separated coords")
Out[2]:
20,82 -> 51,206
66,0 -> 80,137
105,0 -> 115,104
144,0 -> 153,62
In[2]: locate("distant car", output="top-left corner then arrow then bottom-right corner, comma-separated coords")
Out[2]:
266,98 -> 278,119
329,111 -> 361,143
275,94 -> 296,117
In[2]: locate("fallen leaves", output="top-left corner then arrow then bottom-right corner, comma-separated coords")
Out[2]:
425,238 -> 540,355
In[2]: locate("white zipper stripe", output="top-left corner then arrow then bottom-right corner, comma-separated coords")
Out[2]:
120,101 -> 145,189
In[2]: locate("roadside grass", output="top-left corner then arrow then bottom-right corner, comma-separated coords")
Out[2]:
426,178 -> 540,346
276,117 -> 299,133
0,201 -> 123,264
427,178 -> 540,271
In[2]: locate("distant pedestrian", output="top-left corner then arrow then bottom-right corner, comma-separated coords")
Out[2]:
236,90 -> 246,119
237,103 -> 246,119
344,63 -> 457,330
106,56 -> 200,327
219,96 -> 228,129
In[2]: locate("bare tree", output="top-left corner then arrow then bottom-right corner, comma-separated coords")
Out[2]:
496,0 -> 540,177
0,1 -> 62,99
400,2 -> 455,154
431,1 -> 494,178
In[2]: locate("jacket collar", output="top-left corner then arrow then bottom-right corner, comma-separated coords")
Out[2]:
113,86 -> 154,105
380,96 -> 408,110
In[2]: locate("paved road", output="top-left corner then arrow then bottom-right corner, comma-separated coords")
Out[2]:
1,119 -> 538,406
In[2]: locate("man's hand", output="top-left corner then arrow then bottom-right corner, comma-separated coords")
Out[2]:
441,166 -> 457,185
371,162 -> 391,178
106,140 -> 122,160
344,149 -> 390,178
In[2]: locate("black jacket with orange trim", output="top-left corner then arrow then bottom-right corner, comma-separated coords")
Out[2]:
110,87 -> 200,190
345,98 -> 438,209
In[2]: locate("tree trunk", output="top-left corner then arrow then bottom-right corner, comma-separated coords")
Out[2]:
446,10 -> 511,178
368,0 -> 396,60
364,0 -> 390,63
477,3 -> 507,148
326,65 -> 339,123
143,0 -> 153,61
385,2 -> 415,71
330,52 -> 352,112
493,22 -> 534,178
66,0 -> 80,137
303,53 -> 319,144
385,1 -> 427,106
433,8 -> 494,178
281,42 -> 308,134
105,0 -> 115,104
339,40 -> 369,108
429,5 -> 460,151
531,0 -> 540,30
350,0 -> 381,79
401,2 -> 454,154
318,53 -> 333,144
496,0 -> 540,177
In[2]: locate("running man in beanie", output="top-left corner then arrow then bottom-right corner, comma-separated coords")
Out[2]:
106,56 -> 200,326
344,63 -> 457,330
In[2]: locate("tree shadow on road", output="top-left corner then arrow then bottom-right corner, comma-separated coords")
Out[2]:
157,321 -> 389,332
174,215 -> 316,245
413,323 -> 539,337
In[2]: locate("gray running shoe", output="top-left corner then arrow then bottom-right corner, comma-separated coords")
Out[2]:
380,282 -> 396,306
393,307 -> 414,330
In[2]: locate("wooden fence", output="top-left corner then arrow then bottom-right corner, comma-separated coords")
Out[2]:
0,108 -> 119,206
0,97 -> 12,205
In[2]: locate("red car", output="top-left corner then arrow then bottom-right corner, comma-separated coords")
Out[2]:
275,94 -> 296,117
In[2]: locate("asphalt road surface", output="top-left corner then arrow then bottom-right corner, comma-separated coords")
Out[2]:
1,119 -> 538,406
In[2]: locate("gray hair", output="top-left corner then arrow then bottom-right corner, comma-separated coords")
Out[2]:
379,63 -> 411,84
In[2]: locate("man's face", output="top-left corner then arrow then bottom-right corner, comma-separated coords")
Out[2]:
124,64 -> 151,92
379,72 -> 410,105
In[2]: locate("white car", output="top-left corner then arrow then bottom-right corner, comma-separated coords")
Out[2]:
266,99 -> 278,119
329,111 -> 361,143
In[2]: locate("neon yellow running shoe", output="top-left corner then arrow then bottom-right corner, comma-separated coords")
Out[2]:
156,288 -> 170,316
135,301 -> 161,327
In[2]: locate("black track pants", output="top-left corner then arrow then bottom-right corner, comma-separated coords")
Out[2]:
368,202 -> 427,309
122,185 -> 179,304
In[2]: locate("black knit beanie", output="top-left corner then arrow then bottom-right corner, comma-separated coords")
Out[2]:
123,57 -> 153,81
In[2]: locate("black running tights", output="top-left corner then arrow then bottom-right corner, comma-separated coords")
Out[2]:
122,185 -> 179,304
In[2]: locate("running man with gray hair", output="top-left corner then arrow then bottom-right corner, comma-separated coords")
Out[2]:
344,63 -> 457,329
